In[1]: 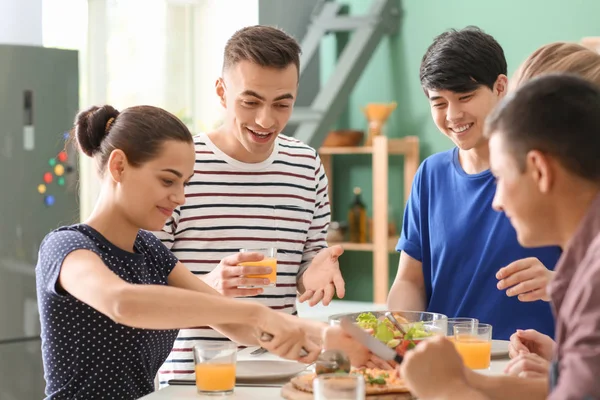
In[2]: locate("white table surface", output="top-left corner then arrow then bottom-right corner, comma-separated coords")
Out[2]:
141,300 -> 511,400
141,349 -> 509,399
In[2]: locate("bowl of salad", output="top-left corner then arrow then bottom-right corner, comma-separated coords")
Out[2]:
328,311 -> 448,356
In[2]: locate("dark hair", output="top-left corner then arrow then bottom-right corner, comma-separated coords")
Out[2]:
485,73 -> 600,182
420,26 -> 507,94
72,105 -> 193,174
222,25 -> 301,76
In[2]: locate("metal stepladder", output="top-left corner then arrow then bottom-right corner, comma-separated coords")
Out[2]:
288,0 -> 402,149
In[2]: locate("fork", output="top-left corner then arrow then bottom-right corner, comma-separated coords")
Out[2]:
250,347 -> 268,356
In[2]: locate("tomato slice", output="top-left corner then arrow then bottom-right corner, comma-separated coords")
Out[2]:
395,340 -> 411,356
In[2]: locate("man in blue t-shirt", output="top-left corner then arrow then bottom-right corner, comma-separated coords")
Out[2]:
387,26 -> 561,340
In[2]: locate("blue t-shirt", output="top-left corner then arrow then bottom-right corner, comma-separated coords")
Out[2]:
397,148 -> 561,340
36,224 -> 179,400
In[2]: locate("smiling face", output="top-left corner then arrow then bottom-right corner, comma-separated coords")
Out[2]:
109,139 -> 195,232
427,75 -> 507,152
489,133 -> 557,247
216,60 -> 298,160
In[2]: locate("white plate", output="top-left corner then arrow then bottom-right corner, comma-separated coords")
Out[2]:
492,339 -> 510,357
235,360 -> 308,380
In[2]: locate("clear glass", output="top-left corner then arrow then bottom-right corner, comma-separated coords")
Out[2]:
238,247 -> 278,287
446,317 -> 479,336
193,342 -> 237,395
453,323 -> 493,370
313,374 -> 366,400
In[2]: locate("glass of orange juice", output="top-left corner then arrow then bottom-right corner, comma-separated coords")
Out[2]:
238,247 -> 277,287
193,342 -> 237,395
453,323 -> 492,370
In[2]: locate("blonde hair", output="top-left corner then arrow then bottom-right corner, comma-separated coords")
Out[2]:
510,42 -> 600,90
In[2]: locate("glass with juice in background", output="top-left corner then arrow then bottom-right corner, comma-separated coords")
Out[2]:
194,342 -> 237,395
453,323 -> 492,370
238,247 -> 277,287
446,317 -> 479,336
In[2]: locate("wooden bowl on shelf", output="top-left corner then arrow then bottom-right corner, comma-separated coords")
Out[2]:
322,130 -> 364,147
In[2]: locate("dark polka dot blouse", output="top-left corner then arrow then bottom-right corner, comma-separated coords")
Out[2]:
36,224 -> 179,399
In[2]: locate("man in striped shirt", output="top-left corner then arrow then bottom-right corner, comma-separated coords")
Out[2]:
154,25 -> 346,385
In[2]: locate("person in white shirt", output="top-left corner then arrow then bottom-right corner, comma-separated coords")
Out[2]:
154,25 -> 346,385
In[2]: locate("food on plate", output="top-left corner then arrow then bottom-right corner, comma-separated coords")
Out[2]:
290,367 -> 410,395
355,312 -> 434,355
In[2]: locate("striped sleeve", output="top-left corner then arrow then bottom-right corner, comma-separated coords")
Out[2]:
297,152 -> 331,277
154,207 -> 181,250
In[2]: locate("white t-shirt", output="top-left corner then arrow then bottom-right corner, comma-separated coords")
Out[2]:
154,132 -> 331,385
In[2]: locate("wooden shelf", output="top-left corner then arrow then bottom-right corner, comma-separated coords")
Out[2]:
319,137 -> 419,156
320,135 -> 420,304
319,146 -> 375,155
333,237 -> 400,253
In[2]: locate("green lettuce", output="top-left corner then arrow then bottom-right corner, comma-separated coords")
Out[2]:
356,313 -> 378,330
374,322 -> 395,344
403,322 -> 432,340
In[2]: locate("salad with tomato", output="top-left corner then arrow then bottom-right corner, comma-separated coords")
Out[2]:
355,312 -> 434,356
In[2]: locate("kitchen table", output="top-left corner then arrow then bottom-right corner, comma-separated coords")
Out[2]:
141,346 -> 511,400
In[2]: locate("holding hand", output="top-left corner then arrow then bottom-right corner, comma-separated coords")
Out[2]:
256,306 -> 320,364
504,352 -> 550,378
203,252 -> 272,297
508,329 -> 555,361
400,336 -> 474,399
322,325 -> 370,367
496,257 -> 554,302
298,246 -> 345,306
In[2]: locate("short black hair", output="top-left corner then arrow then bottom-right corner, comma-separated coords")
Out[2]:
420,26 -> 507,94
485,73 -> 600,182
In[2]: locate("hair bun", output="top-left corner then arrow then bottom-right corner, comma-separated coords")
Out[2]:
73,105 -> 120,157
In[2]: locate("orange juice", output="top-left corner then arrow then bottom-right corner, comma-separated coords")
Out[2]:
195,363 -> 236,392
453,335 -> 492,369
238,257 -> 277,285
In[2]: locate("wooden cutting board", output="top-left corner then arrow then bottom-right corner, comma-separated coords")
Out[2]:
280,382 -> 415,399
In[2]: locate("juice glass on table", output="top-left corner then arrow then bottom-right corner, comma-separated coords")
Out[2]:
453,323 -> 492,370
194,342 -> 237,395
238,247 -> 277,288
313,373 -> 366,400
446,317 -> 479,336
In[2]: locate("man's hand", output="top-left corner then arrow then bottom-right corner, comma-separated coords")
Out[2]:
202,252 -> 272,297
400,337 -> 480,399
508,329 -> 555,361
322,325 -> 370,367
496,257 -> 554,302
504,352 -> 551,378
298,246 -> 345,306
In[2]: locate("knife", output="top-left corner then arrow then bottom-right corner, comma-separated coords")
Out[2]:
340,318 -> 404,364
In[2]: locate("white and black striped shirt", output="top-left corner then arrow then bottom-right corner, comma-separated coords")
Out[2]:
154,132 -> 330,385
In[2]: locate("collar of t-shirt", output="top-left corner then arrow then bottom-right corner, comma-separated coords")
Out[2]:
199,132 -> 280,171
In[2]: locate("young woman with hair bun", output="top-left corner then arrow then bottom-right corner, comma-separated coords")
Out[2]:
36,104 -> 321,400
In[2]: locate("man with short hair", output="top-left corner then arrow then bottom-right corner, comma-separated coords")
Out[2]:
399,73 -> 600,400
388,26 -> 560,340
155,25 -> 345,385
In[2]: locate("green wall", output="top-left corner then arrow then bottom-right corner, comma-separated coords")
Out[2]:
321,0 -> 600,302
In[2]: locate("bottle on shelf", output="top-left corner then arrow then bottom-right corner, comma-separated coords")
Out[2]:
348,187 -> 367,243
